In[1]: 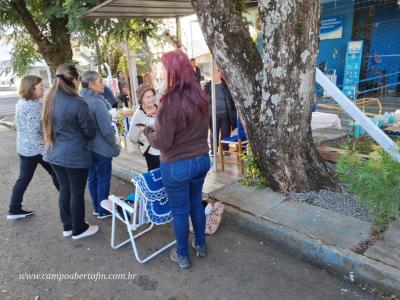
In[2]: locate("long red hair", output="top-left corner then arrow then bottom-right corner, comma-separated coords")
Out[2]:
160,50 -> 209,122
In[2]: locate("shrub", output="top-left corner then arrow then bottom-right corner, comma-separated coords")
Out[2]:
240,149 -> 268,190
336,147 -> 400,231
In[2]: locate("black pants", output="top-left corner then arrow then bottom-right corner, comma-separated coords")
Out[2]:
144,152 -> 160,171
51,165 -> 89,235
119,95 -> 129,108
210,113 -> 231,151
9,154 -> 59,212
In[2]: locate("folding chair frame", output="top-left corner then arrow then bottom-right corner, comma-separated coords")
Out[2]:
107,194 -> 176,264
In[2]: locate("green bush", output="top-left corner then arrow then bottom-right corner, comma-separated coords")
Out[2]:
336,148 -> 400,231
240,149 -> 268,190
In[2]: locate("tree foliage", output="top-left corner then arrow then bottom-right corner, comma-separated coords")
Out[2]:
0,0 -> 160,77
11,35 -> 41,76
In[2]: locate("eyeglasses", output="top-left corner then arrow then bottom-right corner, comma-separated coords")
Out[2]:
92,78 -> 104,84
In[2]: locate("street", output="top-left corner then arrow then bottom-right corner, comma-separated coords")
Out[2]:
0,127 -> 382,300
0,93 -> 18,119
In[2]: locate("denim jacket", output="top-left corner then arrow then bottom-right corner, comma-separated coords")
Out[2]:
81,88 -> 120,158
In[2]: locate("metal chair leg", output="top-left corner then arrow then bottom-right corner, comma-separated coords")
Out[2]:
219,139 -> 225,172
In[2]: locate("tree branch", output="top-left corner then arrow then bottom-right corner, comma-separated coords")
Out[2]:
10,0 -> 52,50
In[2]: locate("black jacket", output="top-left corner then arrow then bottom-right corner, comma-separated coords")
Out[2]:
204,80 -> 237,130
44,90 -> 96,169
193,66 -> 202,84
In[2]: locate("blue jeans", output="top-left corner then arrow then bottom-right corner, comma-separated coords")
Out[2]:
160,154 -> 211,257
88,152 -> 112,215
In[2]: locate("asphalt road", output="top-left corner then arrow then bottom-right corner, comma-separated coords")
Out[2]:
0,127 -> 384,300
0,93 -> 18,119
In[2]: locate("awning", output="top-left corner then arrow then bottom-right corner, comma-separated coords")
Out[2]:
81,0 -> 195,19
81,0 -> 258,20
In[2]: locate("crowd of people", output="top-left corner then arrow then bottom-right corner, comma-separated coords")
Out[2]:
7,50 -> 240,269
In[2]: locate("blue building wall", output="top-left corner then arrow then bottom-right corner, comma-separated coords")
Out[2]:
318,0 -> 355,86
367,7 -> 400,91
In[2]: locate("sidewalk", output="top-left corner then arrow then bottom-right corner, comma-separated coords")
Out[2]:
210,183 -> 400,296
113,143 -> 400,296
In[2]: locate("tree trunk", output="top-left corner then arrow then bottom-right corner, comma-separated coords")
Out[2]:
11,0 -> 73,77
191,0 -> 337,192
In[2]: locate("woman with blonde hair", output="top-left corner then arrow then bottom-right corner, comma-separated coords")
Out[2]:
7,75 -> 59,220
42,64 -> 98,240
143,72 -> 159,93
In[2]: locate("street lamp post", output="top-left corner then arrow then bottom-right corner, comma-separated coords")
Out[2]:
189,20 -> 198,59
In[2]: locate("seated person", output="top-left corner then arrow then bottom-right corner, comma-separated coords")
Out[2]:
224,115 -> 247,142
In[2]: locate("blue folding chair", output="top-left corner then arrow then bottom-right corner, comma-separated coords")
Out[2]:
101,169 -> 176,263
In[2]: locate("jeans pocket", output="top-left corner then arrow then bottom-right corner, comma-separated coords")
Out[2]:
201,155 -> 211,174
195,155 -> 211,177
170,160 -> 191,181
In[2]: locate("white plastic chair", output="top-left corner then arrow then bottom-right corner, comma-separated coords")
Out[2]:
101,191 -> 176,263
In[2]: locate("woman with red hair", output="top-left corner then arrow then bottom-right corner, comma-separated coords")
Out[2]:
144,50 -> 210,269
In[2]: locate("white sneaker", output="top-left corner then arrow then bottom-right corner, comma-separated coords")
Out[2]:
72,225 -> 99,240
92,211 -> 99,216
63,230 -> 72,237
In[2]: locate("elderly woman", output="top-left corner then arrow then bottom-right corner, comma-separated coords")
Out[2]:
81,71 -> 120,219
128,84 -> 159,171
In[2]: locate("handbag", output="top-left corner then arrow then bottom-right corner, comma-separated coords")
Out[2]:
189,199 -> 225,235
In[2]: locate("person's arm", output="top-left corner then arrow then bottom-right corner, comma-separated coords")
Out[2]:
77,100 -> 96,140
204,82 -> 211,105
96,101 -> 119,149
118,81 -> 123,94
103,87 -> 117,108
143,105 -> 176,152
196,67 -> 202,82
128,111 -> 143,145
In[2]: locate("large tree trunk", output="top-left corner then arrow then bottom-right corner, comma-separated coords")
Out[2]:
191,0 -> 337,192
11,0 -> 73,76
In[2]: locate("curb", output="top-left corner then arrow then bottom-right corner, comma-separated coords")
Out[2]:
222,204 -> 400,296
0,119 -> 15,129
111,163 -> 400,296
112,162 -> 140,182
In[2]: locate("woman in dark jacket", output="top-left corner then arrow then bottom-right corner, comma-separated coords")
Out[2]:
204,69 -> 237,151
42,64 -> 98,240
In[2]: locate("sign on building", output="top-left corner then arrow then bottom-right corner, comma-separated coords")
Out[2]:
343,41 -> 364,100
320,16 -> 343,40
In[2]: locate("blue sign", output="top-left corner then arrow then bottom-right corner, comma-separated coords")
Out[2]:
342,41 -> 364,100
321,16 -> 343,40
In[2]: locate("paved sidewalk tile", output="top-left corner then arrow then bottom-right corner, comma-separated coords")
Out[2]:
264,200 -> 372,249
365,220 -> 400,270
210,182 -> 286,215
